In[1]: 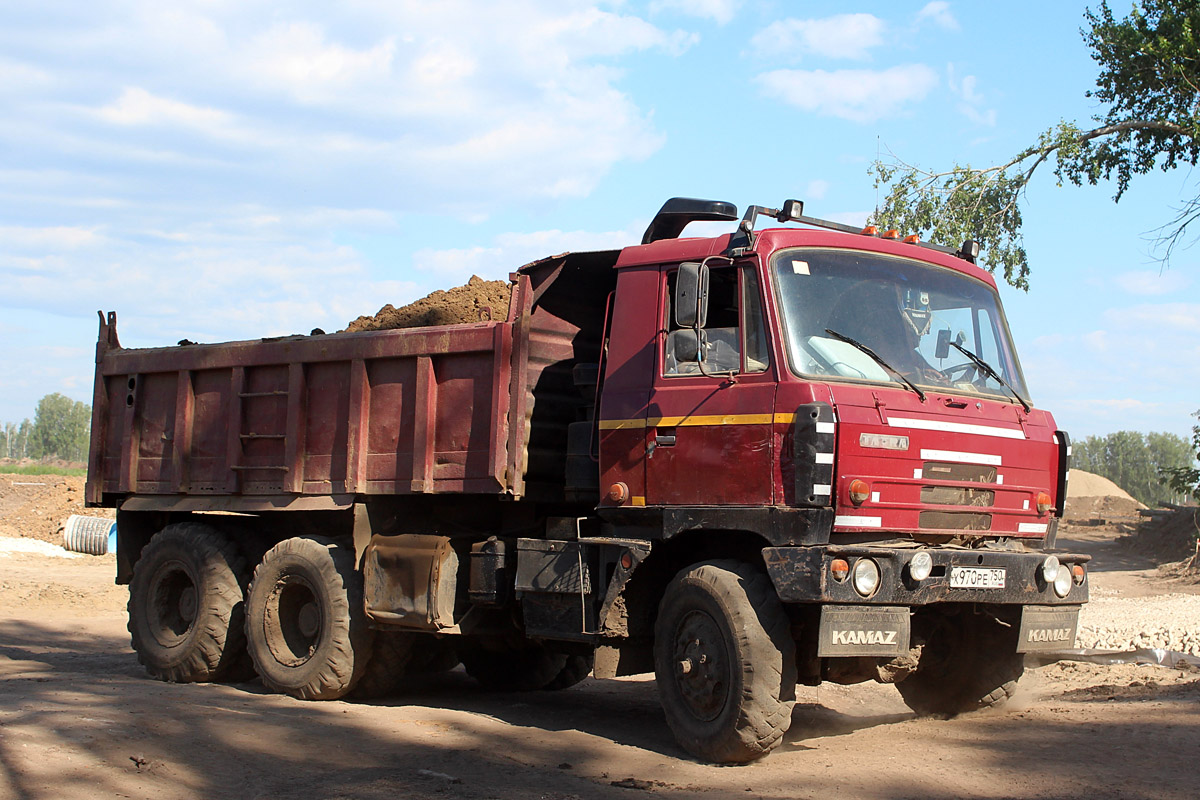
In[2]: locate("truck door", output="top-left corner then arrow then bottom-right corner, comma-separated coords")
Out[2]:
644,263 -> 775,506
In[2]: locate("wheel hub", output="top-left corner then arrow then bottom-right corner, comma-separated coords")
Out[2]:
672,610 -> 729,721
297,602 -> 320,639
149,561 -> 198,645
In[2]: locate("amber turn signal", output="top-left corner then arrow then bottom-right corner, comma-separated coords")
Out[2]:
849,479 -> 871,506
1072,563 -> 1086,584
1036,492 -> 1053,514
608,482 -> 629,504
831,558 -> 850,582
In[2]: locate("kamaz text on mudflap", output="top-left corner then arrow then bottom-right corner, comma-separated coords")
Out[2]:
87,197 -> 1087,764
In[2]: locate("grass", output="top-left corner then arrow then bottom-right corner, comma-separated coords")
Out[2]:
0,465 -> 87,477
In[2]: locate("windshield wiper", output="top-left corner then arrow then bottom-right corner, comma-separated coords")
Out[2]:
949,341 -> 1031,412
825,328 -> 926,402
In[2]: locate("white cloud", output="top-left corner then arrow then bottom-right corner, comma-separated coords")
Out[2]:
751,14 -> 885,61
1105,302 -> 1200,333
916,2 -> 960,31
650,0 -> 742,25
947,65 -> 996,126
757,65 -> 939,123
805,180 -> 830,201
248,22 -> 397,102
96,87 -> 233,131
413,226 -> 637,285
1112,270 -> 1192,296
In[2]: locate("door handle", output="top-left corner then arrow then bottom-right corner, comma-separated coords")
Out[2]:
647,428 -> 677,458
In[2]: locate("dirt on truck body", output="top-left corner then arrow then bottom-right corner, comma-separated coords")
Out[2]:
87,197 -> 1088,763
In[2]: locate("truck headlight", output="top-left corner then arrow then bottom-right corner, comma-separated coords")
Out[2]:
1053,565 -> 1073,598
907,551 -> 933,582
1040,555 -> 1060,584
853,559 -> 881,597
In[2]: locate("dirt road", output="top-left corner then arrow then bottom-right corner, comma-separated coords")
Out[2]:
2,524 -> 1199,800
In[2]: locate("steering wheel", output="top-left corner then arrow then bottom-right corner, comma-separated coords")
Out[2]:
942,362 -> 979,383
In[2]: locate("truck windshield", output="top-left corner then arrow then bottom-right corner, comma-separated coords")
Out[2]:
771,247 -> 1031,402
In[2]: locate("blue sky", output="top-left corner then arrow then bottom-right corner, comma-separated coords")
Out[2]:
1,1 -> 1197,442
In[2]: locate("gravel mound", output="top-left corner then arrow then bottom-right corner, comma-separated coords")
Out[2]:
1077,591 -> 1200,656
343,275 -> 511,332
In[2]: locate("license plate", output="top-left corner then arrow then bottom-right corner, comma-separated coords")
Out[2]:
950,566 -> 1006,589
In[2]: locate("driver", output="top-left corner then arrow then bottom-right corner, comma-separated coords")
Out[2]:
829,281 -> 950,386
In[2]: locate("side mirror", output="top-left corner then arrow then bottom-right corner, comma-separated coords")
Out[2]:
671,329 -> 704,363
675,262 -> 709,328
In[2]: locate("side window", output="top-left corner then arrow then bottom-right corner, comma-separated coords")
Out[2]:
663,265 -> 769,376
742,268 -> 769,373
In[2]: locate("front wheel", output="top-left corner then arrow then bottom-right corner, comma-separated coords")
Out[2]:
245,536 -> 374,700
897,609 -> 1024,716
654,560 -> 797,764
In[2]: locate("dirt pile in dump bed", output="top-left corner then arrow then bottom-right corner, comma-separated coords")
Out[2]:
0,474 -> 114,544
1064,468 -> 1146,521
343,275 -> 512,333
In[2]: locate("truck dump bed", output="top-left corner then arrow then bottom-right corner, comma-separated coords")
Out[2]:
86,253 -> 617,511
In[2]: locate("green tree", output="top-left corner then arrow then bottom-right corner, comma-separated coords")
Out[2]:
1162,410 -> 1200,500
870,0 -> 1200,289
31,393 -> 91,462
1071,429 -> 1194,505
17,419 -> 35,460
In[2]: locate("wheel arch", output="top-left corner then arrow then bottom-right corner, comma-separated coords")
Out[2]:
601,528 -> 773,674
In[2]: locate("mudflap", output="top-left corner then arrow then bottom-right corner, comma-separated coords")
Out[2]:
817,605 -> 910,658
1017,605 -> 1080,653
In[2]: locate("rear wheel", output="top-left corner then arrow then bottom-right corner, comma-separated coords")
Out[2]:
245,536 -> 374,700
128,523 -> 249,683
897,609 -> 1024,716
654,561 -> 797,764
545,652 -> 594,691
352,631 -> 417,699
460,642 -> 567,691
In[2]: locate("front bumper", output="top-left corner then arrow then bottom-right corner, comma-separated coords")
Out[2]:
762,544 -> 1089,606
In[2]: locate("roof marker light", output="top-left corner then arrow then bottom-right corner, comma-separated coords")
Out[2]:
903,234 -> 920,244
861,225 -> 879,236
882,229 -> 900,240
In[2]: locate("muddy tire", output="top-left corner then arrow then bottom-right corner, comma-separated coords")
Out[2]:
544,653 -> 594,691
245,536 -> 374,701
897,609 -> 1024,716
460,643 -> 568,691
127,523 -> 249,683
654,560 -> 796,764
352,632 -> 417,700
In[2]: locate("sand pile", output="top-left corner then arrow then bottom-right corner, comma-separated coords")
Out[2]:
0,474 -> 114,544
1064,468 -> 1145,521
343,275 -> 511,333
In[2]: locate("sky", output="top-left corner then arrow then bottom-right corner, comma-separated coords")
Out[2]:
1,0 -> 1197,443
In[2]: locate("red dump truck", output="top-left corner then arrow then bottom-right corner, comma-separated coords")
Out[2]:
87,198 -> 1088,763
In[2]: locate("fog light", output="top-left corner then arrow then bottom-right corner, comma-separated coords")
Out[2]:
831,558 -> 850,582
1036,491 -> 1053,514
1072,563 -> 1086,585
853,559 -> 881,597
1053,565 -> 1073,597
849,479 -> 871,506
908,551 -> 933,582
1040,555 -> 1060,584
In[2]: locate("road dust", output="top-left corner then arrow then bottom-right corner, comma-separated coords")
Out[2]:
2,475 -> 1199,799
